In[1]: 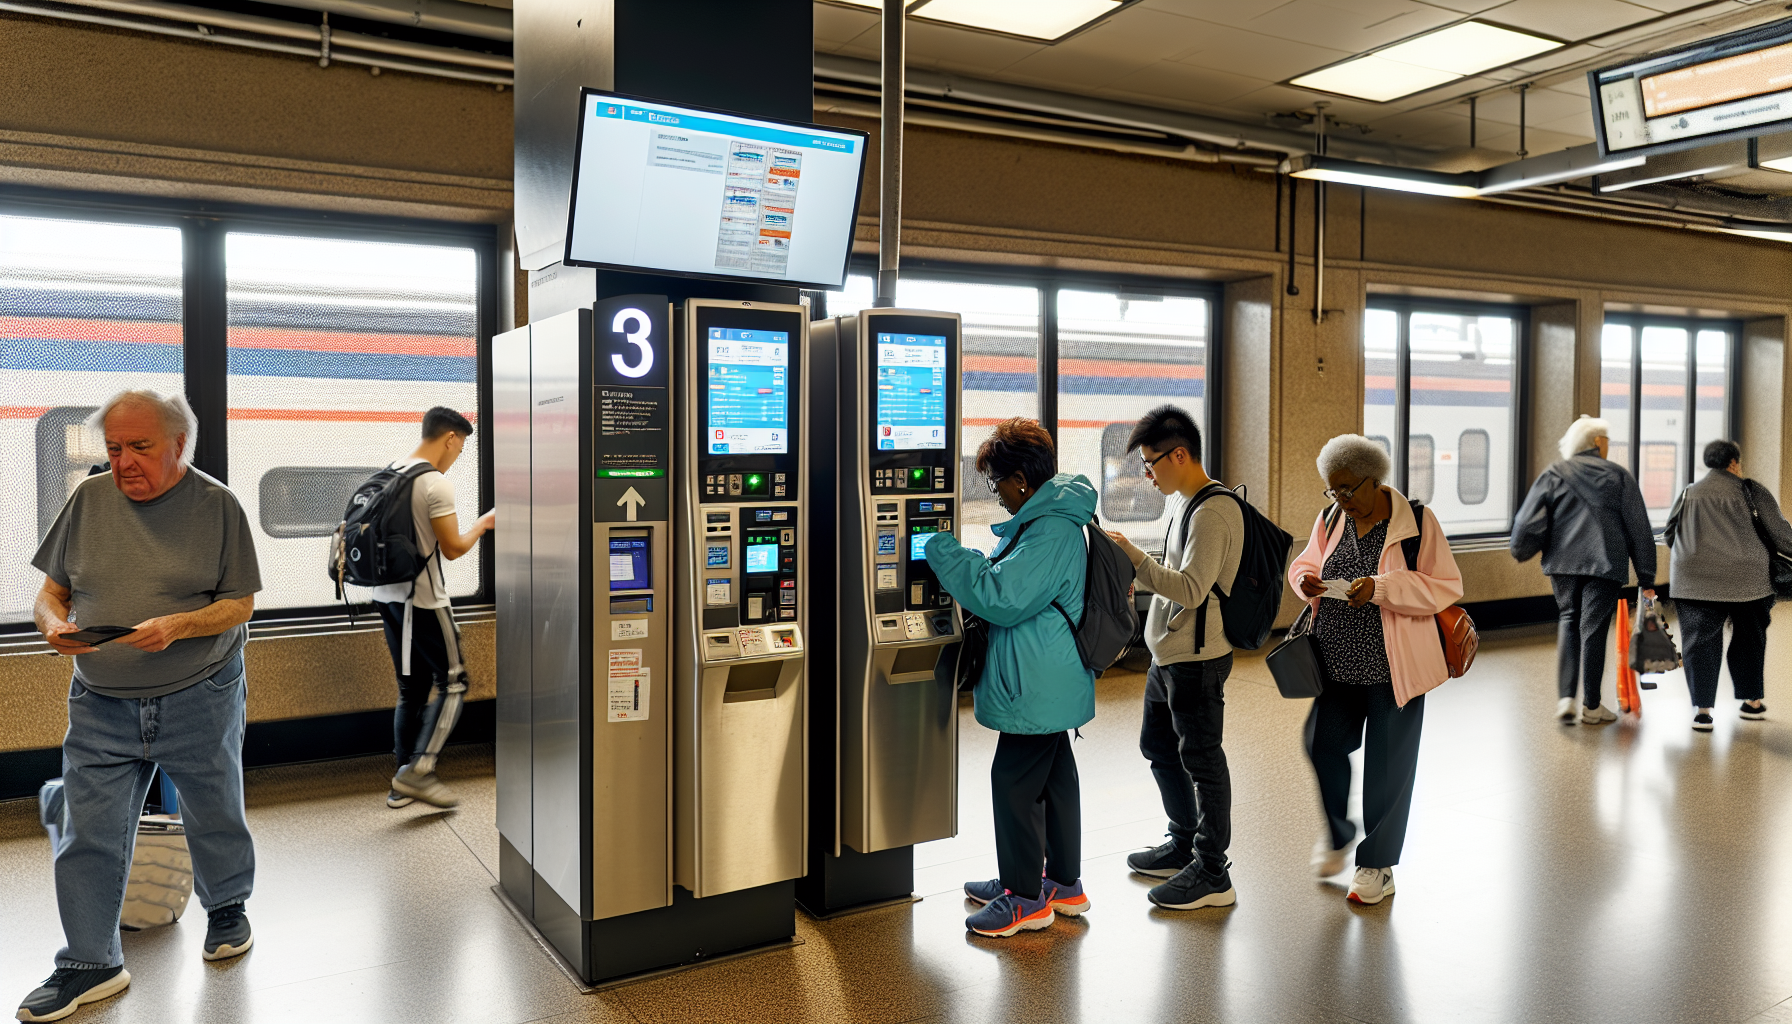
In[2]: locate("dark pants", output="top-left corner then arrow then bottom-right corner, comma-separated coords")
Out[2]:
1304,683 -> 1425,870
376,601 -> 456,770
1552,574 -> 1622,707
990,731 -> 1081,901
1140,655 -> 1232,874
1676,597 -> 1772,707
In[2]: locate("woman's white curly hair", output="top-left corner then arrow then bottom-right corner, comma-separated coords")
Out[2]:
1558,414 -> 1608,461
1316,434 -> 1392,485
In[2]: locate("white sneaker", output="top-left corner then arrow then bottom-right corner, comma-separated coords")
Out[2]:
1581,704 -> 1617,724
1346,867 -> 1395,905
1311,838 -> 1347,878
391,765 -> 459,808
1557,697 -> 1578,724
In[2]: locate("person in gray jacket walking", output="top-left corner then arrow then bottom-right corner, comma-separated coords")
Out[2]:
1664,439 -> 1792,731
1511,415 -> 1657,726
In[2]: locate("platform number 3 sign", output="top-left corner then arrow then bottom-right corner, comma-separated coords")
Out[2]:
593,294 -> 669,388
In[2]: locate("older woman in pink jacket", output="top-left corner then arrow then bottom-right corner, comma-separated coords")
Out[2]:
1286,434 -> 1463,906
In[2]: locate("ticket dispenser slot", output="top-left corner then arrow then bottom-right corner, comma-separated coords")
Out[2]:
676,298 -> 808,902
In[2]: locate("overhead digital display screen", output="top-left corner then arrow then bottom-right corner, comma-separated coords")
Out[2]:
1590,21 -> 1792,156
874,333 -> 948,451
707,328 -> 789,455
565,91 -> 868,288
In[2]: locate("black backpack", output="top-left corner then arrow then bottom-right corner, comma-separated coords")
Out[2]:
1049,517 -> 1139,675
1177,483 -> 1294,652
327,462 -> 434,597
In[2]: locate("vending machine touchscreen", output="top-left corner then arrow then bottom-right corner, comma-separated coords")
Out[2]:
675,299 -> 808,900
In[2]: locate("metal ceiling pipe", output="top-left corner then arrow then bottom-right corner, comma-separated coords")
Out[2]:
247,0 -> 509,41
876,0 -> 903,308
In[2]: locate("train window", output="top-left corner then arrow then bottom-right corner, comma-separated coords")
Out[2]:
6,214 -> 183,623
225,233 -> 480,610
1602,315 -> 1735,529
1059,288 -> 1209,543
1364,302 -> 1520,537
1457,429 -> 1490,505
1367,435 -> 1391,457
258,466 -> 382,538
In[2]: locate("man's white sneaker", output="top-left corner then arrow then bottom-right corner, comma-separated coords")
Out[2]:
1581,704 -> 1617,724
1346,867 -> 1395,905
1557,697 -> 1577,724
1311,838 -> 1347,878
391,765 -> 459,808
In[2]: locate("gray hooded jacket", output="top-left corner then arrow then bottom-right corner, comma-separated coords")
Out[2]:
1510,449 -> 1656,586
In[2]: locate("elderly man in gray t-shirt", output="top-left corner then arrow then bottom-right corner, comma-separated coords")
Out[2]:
17,389 -> 262,1024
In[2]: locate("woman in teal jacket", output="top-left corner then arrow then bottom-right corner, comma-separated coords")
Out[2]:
925,417 -> 1098,939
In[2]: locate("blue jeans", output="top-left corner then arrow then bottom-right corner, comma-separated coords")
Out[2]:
54,653 -> 255,969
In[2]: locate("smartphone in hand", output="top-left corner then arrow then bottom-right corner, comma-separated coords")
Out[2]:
61,625 -> 134,646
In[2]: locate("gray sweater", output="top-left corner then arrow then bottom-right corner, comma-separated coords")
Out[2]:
1131,486 -> 1242,665
1665,469 -> 1792,603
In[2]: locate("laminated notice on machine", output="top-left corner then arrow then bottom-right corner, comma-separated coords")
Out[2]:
607,649 -> 649,722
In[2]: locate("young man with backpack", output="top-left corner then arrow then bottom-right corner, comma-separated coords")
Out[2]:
363,407 -> 493,809
1104,405 -> 1247,911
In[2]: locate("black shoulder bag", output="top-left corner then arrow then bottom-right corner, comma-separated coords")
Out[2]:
935,521 -> 1033,691
1739,478 -> 1792,600
1265,506 -> 1344,700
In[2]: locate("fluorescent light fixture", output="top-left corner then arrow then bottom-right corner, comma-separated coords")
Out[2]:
1720,227 -> 1792,243
1596,163 -> 1733,193
1291,21 -> 1563,102
910,0 -> 1122,41
1477,144 -> 1647,194
1758,156 -> 1792,174
1284,155 -> 1480,198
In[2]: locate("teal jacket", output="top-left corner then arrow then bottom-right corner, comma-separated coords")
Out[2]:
926,473 -> 1098,735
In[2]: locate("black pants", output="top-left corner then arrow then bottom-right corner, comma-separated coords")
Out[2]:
1304,683 -> 1424,870
1552,574 -> 1622,707
1676,597 -> 1772,707
990,731 -> 1081,900
376,601 -> 456,770
1140,654 -> 1232,874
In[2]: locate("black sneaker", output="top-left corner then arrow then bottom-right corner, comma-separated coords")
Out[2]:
1742,701 -> 1768,721
1693,712 -> 1715,733
1126,837 -> 1192,879
203,904 -> 254,961
16,966 -> 130,1022
1148,862 -> 1236,910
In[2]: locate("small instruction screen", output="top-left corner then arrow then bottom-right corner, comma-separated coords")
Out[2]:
744,532 -> 780,575
608,536 -> 650,591
875,333 -> 947,451
909,524 -> 938,561
567,94 -> 865,286
707,328 -> 789,454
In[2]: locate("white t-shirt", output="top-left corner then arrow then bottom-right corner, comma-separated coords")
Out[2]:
369,457 -> 457,609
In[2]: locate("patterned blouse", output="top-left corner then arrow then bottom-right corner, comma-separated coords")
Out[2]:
1316,517 -> 1393,685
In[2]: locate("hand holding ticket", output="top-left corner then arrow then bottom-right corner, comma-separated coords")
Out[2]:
1319,578 -> 1354,601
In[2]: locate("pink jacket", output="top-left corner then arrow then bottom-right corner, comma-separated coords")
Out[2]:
1285,487 -> 1465,707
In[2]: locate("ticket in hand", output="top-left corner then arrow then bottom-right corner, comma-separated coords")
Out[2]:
1319,578 -> 1354,601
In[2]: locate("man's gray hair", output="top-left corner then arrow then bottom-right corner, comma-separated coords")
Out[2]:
1558,414 -> 1609,461
87,389 -> 199,468
1317,433 -> 1392,484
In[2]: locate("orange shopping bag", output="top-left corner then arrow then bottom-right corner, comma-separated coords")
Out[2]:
1614,599 -> 1641,718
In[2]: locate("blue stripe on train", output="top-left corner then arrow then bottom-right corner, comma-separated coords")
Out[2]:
969,371 -> 1203,397
1,337 -> 473,382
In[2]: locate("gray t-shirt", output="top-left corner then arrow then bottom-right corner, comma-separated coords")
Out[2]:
33,468 -> 263,698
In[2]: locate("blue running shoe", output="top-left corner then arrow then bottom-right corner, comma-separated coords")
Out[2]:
964,878 -> 1005,905
966,890 -> 1055,937
1046,878 -> 1091,917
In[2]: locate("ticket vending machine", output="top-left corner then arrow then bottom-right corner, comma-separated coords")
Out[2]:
800,308 -> 963,915
674,298 -> 810,899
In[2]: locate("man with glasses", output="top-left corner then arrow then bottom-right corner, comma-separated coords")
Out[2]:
1103,405 -> 1242,911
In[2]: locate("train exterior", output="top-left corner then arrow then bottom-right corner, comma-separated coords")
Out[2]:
1,214 -> 483,624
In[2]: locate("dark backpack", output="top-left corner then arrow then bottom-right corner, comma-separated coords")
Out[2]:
1049,517 -> 1139,675
327,462 -> 434,597
1178,483 -> 1294,652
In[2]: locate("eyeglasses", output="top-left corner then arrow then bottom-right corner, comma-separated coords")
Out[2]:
1140,449 -> 1178,479
1323,478 -> 1370,503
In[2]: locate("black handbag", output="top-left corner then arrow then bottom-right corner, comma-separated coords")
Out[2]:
1740,479 -> 1792,600
934,521 -> 1034,691
1266,603 -> 1329,699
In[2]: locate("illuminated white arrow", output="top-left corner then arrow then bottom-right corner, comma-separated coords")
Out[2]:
618,486 -> 646,522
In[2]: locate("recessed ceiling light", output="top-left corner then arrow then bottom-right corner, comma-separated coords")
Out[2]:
1290,21 -> 1562,103
910,0 -> 1123,42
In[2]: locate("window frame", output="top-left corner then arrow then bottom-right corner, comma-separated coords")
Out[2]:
0,185 -> 498,629
1600,313 -> 1742,520
1363,295 -> 1531,541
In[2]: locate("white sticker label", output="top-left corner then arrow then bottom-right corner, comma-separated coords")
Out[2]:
611,619 -> 650,640
706,580 -> 731,605
607,668 -> 650,722
609,554 -> 635,582
608,649 -> 642,674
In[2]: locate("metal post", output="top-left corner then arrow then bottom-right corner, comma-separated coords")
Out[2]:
1517,84 -> 1529,158
875,0 -> 904,308
1313,102 -> 1327,325
1468,95 -> 1476,148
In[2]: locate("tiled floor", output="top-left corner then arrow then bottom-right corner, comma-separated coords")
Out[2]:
5,626 -> 1792,1023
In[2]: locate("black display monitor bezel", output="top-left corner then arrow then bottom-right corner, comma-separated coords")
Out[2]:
1588,19 -> 1792,159
866,314 -> 959,491
696,305 -> 804,490
563,88 -> 870,289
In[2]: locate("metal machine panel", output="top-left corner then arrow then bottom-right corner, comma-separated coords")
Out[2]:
529,308 -> 590,915
495,325 -> 534,868
513,0 -> 614,270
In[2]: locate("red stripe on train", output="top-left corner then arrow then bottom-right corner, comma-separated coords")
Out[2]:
0,407 -> 478,424
2,317 -> 473,356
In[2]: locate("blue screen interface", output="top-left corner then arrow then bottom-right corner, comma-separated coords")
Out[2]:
608,536 -> 650,592
745,543 -> 778,574
707,328 -> 789,454
909,527 -> 938,561
875,333 -> 947,451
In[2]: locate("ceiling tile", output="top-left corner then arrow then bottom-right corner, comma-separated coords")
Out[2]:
1464,85 -> 1587,125
1413,0 -> 1509,11
1227,82 -> 1394,121
1623,0 -> 1727,10
1172,21 -> 1355,81
814,4 -> 879,45
899,18 -> 1047,75
1134,0 -> 1299,29
1238,0 -> 1460,55
1469,125 -> 1593,154
1102,61 -> 1272,106
1478,0 -> 1661,42
1001,47 -> 1163,91
1048,6 -> 1236,64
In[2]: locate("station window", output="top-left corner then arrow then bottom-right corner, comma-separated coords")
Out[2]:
2,199 -> 494,629
1363,300 -> 1523,538
1599,315 -> 1736,528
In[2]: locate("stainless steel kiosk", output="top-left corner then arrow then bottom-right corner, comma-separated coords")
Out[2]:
800,308 -> 964,915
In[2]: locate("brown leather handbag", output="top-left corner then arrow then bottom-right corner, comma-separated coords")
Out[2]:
1400,500 -> 1477,678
